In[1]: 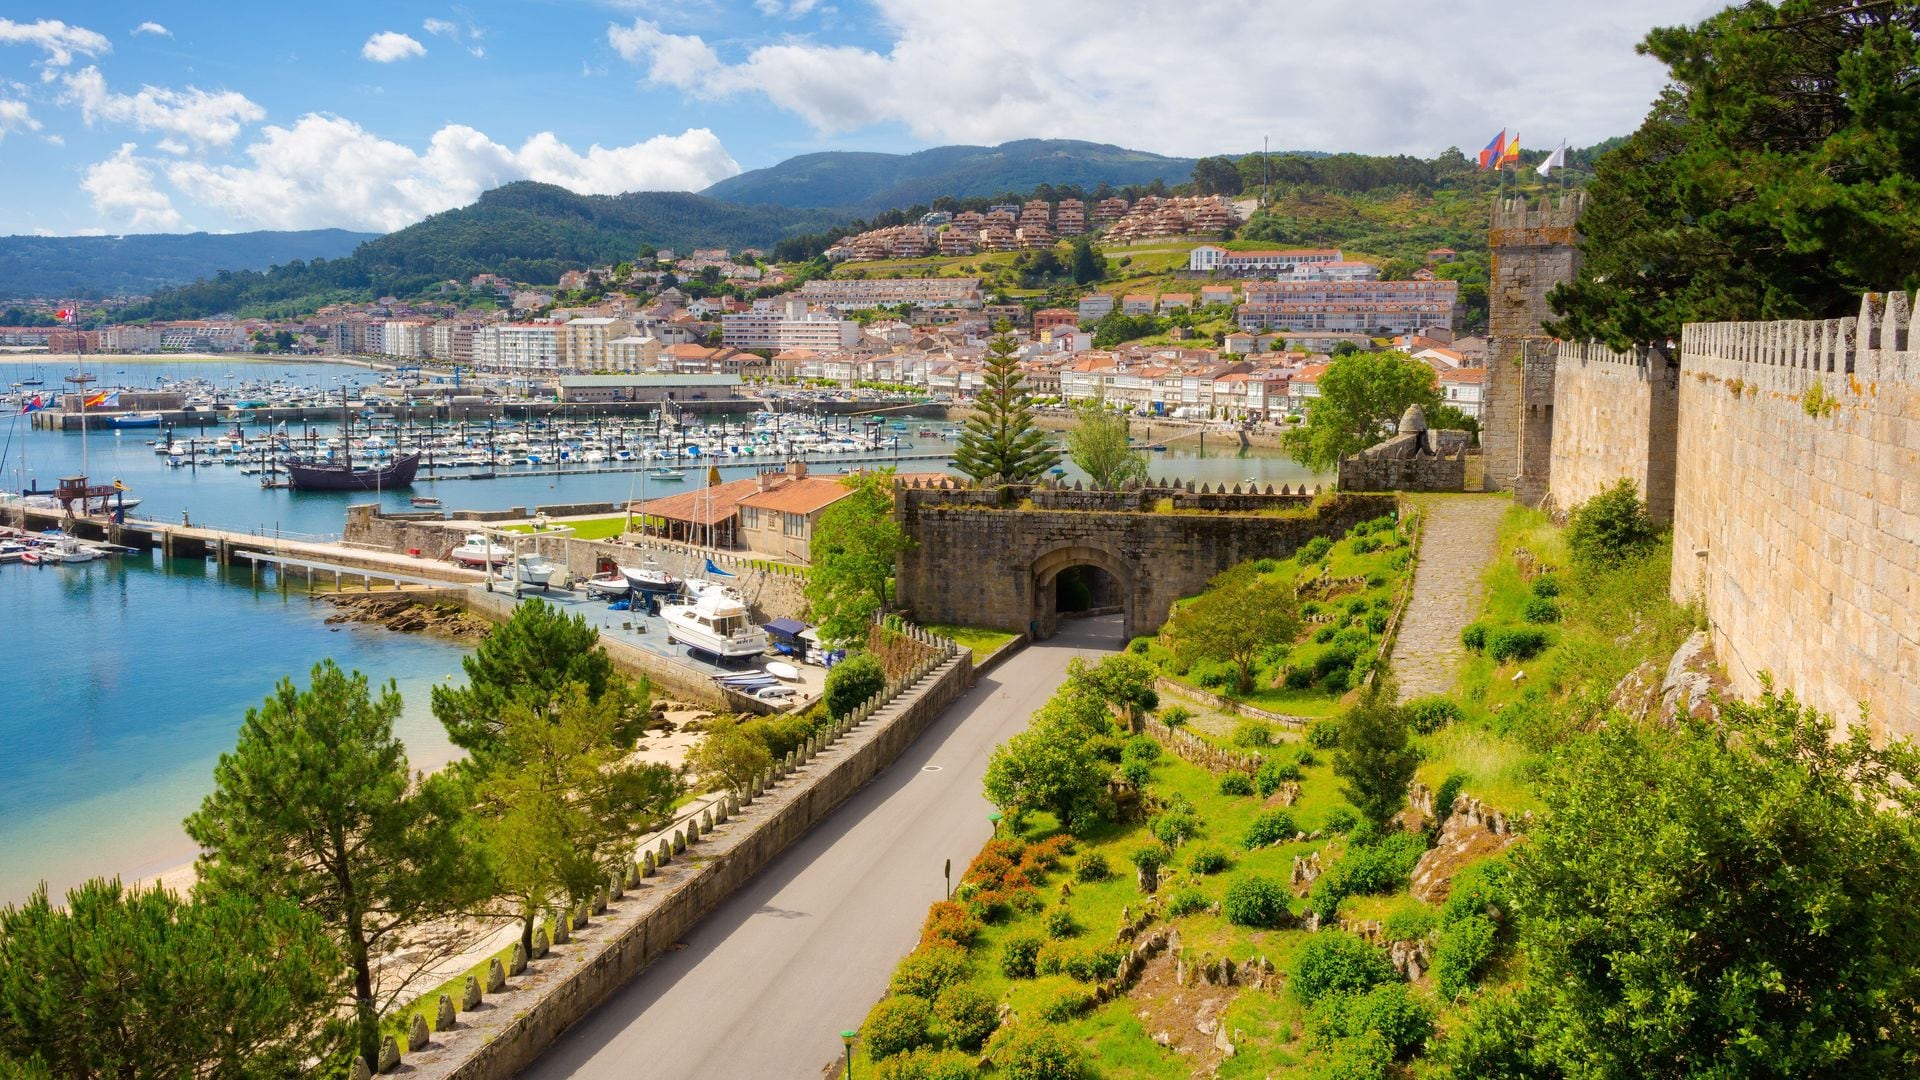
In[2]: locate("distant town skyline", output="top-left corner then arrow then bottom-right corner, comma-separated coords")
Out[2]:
0,1 -> 1720,237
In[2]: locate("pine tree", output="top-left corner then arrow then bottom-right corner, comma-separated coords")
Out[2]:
432,599 -> 620,758
952,333 -> 1058,483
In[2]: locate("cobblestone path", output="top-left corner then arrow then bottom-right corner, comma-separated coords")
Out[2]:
1390,496 -> 1508,701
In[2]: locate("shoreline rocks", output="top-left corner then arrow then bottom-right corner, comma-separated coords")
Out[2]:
323,593 -> 492,641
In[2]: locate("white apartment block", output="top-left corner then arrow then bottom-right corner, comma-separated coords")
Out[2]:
1187,246 -> 1345,275
795,277 -> 983,310
560,317 -> 636,371
430,323 -> 478,365
721,300 -> 861,351
473,323 -> 562,374
382,320 -> 431,359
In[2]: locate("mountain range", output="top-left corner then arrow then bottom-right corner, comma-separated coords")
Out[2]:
0,229 -> 376,300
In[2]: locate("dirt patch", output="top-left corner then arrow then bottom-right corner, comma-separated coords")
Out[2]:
1126,947 -> 1241,1073
324,593 -> 492,641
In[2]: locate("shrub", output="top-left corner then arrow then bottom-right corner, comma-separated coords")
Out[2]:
1129,845 -> 1166,873
874,1048 -> 977,1080
1351,536 -> 1380,554
1157,704 -> 1192,727
1168,887 -> 1212,917
890,945 -> 968,1000
995,1024 -> 1084,1080
1433,772 -> 1468,823
1192,659 -> 1235,689
1037,985 -> 1095,1023
1314,625 -> 1338,644
825,654 -> 887,719
1486,627 -> 1551,663
1223,874 -> 1289,927
1567,479 -> 1657,571
1435,913 -> 1500,999
863,994 -> 935,1059
1460,622 -> 1488,651
919,901 -> 982,951
1324,806 -> 1359,834
1218,772 -> 1254,796
1072,852 -> 1110,883
1312,984 -> 1434,1059
1256,757 -> 1301,796
1309,833 -> 1429,920
933,984 -> 999,1051
1297,536 -> 1333,564
1366,611 -> 1389,634
1307,1030 -> 1392,1080
1000,934 -> 1043,979
1292,930 -> 1397,1004
1530,574 -> 1561,598
1243,809 -> 1297,848
1121,735 -> 1161,763
1308,717 -> 1341,749
1120,759 -> 1153,788
1404,696 -> 1464,735
1320,665 -> 1354,694
1188,847 -> 1230,875
1285,665 -> 1318,690
1522,597 -> 1562,624
1150,805 -> 1200,848
1232,720 -> 1274,748
1037,940 -> 1127,982
1440,858 -> 1511,927
1128,638 -> 1150,654
1382,906 -> 1437,942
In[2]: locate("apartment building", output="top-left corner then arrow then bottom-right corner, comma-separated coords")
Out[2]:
608,335 -> 662,372
1186,246 -> 1346,274
720,299 -> 861,351
1055,198 -> 1086,235
1438,366 -> 1486,419
1033,308 -> 1079,333
560,317 -> 636,371
473,323 -> 562,374
1078,293 -> 1115,321
795,277 -> 983,310
429,322 -> 479,365
1237,280 -> 1461,335
381,320 -> 432,360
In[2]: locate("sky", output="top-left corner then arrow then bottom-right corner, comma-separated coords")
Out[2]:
0,1 -> 1723,238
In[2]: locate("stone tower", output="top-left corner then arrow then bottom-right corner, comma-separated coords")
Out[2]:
1480,192 -> 1585,503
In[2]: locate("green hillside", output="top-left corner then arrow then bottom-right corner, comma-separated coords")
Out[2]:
0,229 -> 376,300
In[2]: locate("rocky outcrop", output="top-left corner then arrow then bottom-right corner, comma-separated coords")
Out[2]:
1410,793 -> 1521,904
324,593 -> 492,641
1659,630 -> 1724,721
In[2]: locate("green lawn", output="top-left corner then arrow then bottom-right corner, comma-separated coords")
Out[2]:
925,624 -> 1021,665
500,515 -> 633,541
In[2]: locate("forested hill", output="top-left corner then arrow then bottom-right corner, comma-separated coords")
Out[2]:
702,139 -> 1203,212
119,184 -> 839,322
0,229 -> 375,299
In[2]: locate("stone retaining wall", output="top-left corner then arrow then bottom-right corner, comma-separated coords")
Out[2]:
401,636 -> 973,1080
1549,341 -> 1679,522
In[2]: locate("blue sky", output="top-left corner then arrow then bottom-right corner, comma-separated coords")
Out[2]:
0,1 -> 1720,237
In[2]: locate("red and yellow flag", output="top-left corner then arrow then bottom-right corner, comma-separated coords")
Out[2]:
1499,133 -> 1520,169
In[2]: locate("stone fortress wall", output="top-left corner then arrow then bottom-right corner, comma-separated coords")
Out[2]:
1482,193 -> 1585,504
1547,341 -> 1680,523
1668,292 -> 1920,737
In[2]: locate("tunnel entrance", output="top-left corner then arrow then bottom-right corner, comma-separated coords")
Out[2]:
1031,544 -> 1132,642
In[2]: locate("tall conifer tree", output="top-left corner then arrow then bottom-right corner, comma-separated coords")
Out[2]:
953,333 -> 1058,482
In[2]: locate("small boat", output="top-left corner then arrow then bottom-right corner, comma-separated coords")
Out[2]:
765,660 -> 800,681
648,467 -> 683,481
449,533 -> 512,568
684,577 -> 745,605
513,553 -> 557,588
662,590 -> 767,659
584,572 -> 631,599
107,412 -> 164,428
410,495 -> 443,508
619,557 -> 682,595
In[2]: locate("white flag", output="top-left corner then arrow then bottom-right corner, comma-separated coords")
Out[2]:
1535,140 -> 1567,177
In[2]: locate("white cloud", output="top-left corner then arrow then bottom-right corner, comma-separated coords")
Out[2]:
83,143 -> 183,230
157,116 -> 740,231
131,21 -> 171,37
0,17 -> 109,66
609,0 -> 1723,155
361,31 -> 426,63
752,0 -> 821,17
423,17 -> 486,58
422,18 -> 457,37
61,66 -> 265,147
0,98 -> 40,139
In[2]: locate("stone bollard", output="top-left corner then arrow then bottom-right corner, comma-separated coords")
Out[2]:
378,1034 -> 400,1073
594,886 -> 609,914
701,808 -> 714,833
642,849 -> 656,877
408,1012 -> 431,1051
687,816 -> 701,842
461,973 -> 482,1010
783,750 -> 795,773
350,1056 -> 372,1080
436,993 -> 456,1031
611,871 -> 625,900
658,838 -> 672,864
552,916 -> 570,946
672,830 -> 686,855
715,795 -> 730,823
486,956 -> 506,993
572,904 -> 589,930
510,941 -> 528,976
626,860 -> 640,887
532,926 -> 550,958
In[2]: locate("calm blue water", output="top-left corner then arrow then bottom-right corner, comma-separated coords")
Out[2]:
0,552 -> 468,905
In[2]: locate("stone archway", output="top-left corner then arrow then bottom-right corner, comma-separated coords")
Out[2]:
1030,543 -> 1135,641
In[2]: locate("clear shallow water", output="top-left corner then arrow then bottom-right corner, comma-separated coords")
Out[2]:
0,553 -> 468,905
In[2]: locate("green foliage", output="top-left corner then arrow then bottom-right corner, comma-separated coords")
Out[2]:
1307,1030 -> 1393,1080
1149,803 -> 1200,848
1434,914 -> 1500,1000
1065,397 -> 1148,489
1218,772 -> 1254,796
1404,696 -> 1464,735
1242,809 -> 1297,849
1168,887 -> 1213,917
995,1023 -> 1084,1080
1333,690 -> 1422,827
806,473 -> 913,646
185,661 -> 487,1068
1325,806 -> 1359,834
1566,480 -> 1658,572
1485,627 -> 1550,664
1309,833 -> 1428,922
873,1047 -> 978,1080
1381,906 -> 1437,943
1157,704 -> 1192,727
825,654 -> 888,719
432,599 -> 619,758
1128,845 -> 1167,872
953,334 -> 1058,482
1298,535 -> 1335,564
864,994 -> 935,1060
1000,934 -> 1043,979
933,984 -> 1000,1052
1283,352 -> 1442,470
1222,874 -> 1291,927
1038,985 -> 1095,1022
1036,940 -> 1127,982
685,720 -> 774,793
1545,5 -> 1920,345
1256,756 -> 1302,795
0,880 -> 344,1077
1233,719 -> 1275,748
1308,717 -> 1342,749
1529,574 -> 1561,598
1311,983 -> 1435,1059
1494,687 -> 1920,1075
1072,852 -> 1111,883
1432,772 -> 1468,823
1043,908 -> 1077,939
1188,846 -> 1230,875
984,689 -> 1114,832
1459,623 -> 1487,652
1091,310 -> 1170,349
1121,735 -> 1161,764
889,945 -> 970,1001
1069,237 -> 1105,286
1521,597 -> 1561,624
1292,930 -> 1398,1004
1167,563 -> 1304,695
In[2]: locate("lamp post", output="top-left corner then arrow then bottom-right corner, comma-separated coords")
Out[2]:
840,1029 -> 858,1078
987,812 -> 1002,836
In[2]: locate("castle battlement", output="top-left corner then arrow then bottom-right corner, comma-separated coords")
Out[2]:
1680,290 -> 1919,392
1556,339 -> 1674,376
1490,191 -> 1587,233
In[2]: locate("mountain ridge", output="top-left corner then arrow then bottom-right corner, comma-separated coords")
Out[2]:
0,229 -> 377,299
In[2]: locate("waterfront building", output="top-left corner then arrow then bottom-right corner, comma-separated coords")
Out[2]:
473,323 -> 562,374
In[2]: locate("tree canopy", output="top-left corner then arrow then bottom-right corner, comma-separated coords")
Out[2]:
432,599 -> 621,758
952,334 -> 1059,483
805,470 -> 912,646
1282,352 -> 1441,471
1332,688 -> 1422,828
1064,398 -> 1148,490
1165,563 -> 1304,695
1547,2 -> 1920,346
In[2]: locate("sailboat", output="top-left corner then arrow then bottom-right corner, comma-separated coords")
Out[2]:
285,385 -> 419,491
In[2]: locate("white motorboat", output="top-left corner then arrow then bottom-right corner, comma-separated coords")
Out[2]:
661,591 -> 767,659
449,533 -> 512,567
683,576 -> 745,605
585,572 -> 632,599
513,553 -> 556,588
619,556 -> 682,595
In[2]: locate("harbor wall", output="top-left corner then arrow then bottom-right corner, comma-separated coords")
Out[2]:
402,640 -> 974,1080
1671,292 -> 1920,738
1548,341 -> 1680,523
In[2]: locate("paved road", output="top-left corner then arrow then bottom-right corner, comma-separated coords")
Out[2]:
1389,496 -> 1507,700
523,616 -> 1123,1080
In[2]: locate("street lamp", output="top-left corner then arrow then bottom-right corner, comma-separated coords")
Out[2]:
840,1029 -> 858,1078
987,812 -> 1002,836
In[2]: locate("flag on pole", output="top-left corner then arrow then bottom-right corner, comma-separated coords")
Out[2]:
19,394 -> 42,413
1535,140 -> 1568,177
1477,130 -> 1507,170
1499,133 -> 1521,169
55,308 -> 76,324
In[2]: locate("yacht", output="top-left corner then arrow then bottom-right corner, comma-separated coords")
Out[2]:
661,591 -> 767,659
618,557 -> 681,596
512,553 -> 557,588
449,533 -> 512,567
